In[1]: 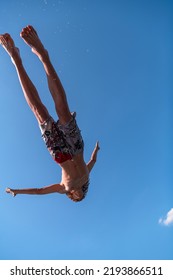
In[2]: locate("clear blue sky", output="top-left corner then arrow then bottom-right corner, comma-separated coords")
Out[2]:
0,0 -> 172,260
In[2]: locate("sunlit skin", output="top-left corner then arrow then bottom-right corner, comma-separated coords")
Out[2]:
0,25 -> 100,202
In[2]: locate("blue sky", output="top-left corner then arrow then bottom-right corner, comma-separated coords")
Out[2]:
0,0 -> 172,260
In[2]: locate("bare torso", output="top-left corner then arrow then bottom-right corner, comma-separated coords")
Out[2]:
60,152 -> 89,192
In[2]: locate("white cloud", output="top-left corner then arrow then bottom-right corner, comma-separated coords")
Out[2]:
159,208 -> 173,226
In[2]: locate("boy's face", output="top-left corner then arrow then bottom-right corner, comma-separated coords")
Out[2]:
67,189 -> 83,202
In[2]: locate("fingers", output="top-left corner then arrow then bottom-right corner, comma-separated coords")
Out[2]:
96,141 -> 100,150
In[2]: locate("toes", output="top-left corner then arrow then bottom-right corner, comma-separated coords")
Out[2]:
0,34 -> 9,46
20,30 -> 26,38
21,25 -> 38,38
20,29 -> 30,39
21,27 -> 29,36
0,33 -> 10,42
4,33 -> 10,37
20,28 -> 26,37
28,25 -> 38,36
0,36 -> 4,44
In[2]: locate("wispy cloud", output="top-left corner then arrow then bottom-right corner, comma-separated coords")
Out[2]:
159,208 -> 173,226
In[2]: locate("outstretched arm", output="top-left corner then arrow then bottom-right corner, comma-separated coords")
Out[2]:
87,141 -> 100,173
6,183 -> 66,197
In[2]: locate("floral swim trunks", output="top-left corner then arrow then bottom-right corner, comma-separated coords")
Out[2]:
39,112 -> 84,164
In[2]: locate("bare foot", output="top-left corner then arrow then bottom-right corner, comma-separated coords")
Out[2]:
0,33 -> 20,64
20,25 -> 47,59
6,188 -> 16,197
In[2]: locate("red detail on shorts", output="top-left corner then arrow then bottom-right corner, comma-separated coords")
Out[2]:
55,152 -> 72,164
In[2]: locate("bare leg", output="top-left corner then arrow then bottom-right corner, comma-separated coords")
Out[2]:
20,25 -> 72,125
0,33 -> 49,124
6,184 -> 62,197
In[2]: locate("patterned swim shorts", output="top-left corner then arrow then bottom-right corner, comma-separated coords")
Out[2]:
39,112 -> 84,164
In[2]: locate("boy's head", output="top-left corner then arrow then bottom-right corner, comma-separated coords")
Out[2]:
66,180 -> 90,202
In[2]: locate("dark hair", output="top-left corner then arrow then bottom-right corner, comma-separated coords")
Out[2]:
81,179 -> 90,200
67,179 -> 90,202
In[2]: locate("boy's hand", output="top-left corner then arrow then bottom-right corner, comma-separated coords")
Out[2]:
95,141 -> 100,151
